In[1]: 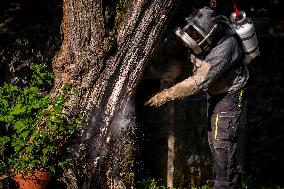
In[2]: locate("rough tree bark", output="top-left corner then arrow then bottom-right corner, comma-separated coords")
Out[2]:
51,0 -> 178,188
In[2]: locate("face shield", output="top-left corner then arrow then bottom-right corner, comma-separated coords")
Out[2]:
175,8 -> 218,55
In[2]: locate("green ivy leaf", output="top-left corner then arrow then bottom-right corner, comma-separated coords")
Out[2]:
32,101 -> 41,109
4,115 -> 13,122
0,99 -> 9,107
0,116 -> 5,122
14,121 -> 25,132
0,136 -> 10,144
48,166 -> 55,173
50,116 -> 63,124
59,158 -> 72,167
21,131 -> 30,141
43,148 -> 48,155
63,83 -> 71,90
48,124 -> 57,131
26,145 -> 33,153
28,86 -> 39,94
14,145 -> 21,152
40,155 -> 47,164
11,104 -> 26,115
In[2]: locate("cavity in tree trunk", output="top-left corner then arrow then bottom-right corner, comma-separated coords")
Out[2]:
52,0 -> 178,188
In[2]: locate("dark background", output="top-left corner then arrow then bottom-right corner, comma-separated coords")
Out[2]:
230,0 -> 284,186
0,0 -> 283,187
137,0 -> 284,187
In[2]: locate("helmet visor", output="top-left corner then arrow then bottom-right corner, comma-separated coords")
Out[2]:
184,25 -> 204,44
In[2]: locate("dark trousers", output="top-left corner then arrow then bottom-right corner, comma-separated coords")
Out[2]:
207,89 -> 245,189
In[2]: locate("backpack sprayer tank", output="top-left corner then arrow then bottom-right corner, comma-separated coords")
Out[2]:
230,11 -> 260,64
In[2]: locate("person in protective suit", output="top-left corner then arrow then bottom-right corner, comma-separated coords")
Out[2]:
145,6 -> 249,189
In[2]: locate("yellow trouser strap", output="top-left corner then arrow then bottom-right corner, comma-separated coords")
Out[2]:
238,89 -> 244,108
214,114 -> 219,140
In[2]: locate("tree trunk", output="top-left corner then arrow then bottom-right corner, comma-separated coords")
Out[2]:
166,102 -> 175,189
52,0 -> 178,188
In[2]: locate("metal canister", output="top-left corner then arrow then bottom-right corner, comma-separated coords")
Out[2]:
230,11 -> 260,64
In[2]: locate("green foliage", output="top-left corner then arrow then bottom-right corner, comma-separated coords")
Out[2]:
138,177 -> 284,189
200,185 -> 210,189
114,0 -> 129,32
242,174 -> 255,189
0,64 -> 83,177
139,179 -> 166,189
138,178 -> 210,189
30,64 -> 54,87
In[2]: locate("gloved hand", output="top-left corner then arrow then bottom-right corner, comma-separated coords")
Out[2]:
144,57 -> 210,107
144,75 -> 199,107
144,89 -> 170,107
188,51 -> 197,63
189,53 -> 198,74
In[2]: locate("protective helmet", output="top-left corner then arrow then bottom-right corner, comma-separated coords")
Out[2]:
175,7 -> 218,54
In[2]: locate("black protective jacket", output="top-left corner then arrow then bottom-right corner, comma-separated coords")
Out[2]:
198,16 -> 249,95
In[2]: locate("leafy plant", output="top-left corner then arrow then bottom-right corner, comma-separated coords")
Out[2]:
0,64 -> 83,177
138,178 -> 211,189
114,0 -> 129,32
242,174 -> 255,189
30,64 -> 54,88
139,179 -> 166,189
201,185 -> 210,189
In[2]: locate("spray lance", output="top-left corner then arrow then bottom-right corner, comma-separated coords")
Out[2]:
230,0 -> 260,63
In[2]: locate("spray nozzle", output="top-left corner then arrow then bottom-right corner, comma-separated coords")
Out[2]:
233,3 -> 242,21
